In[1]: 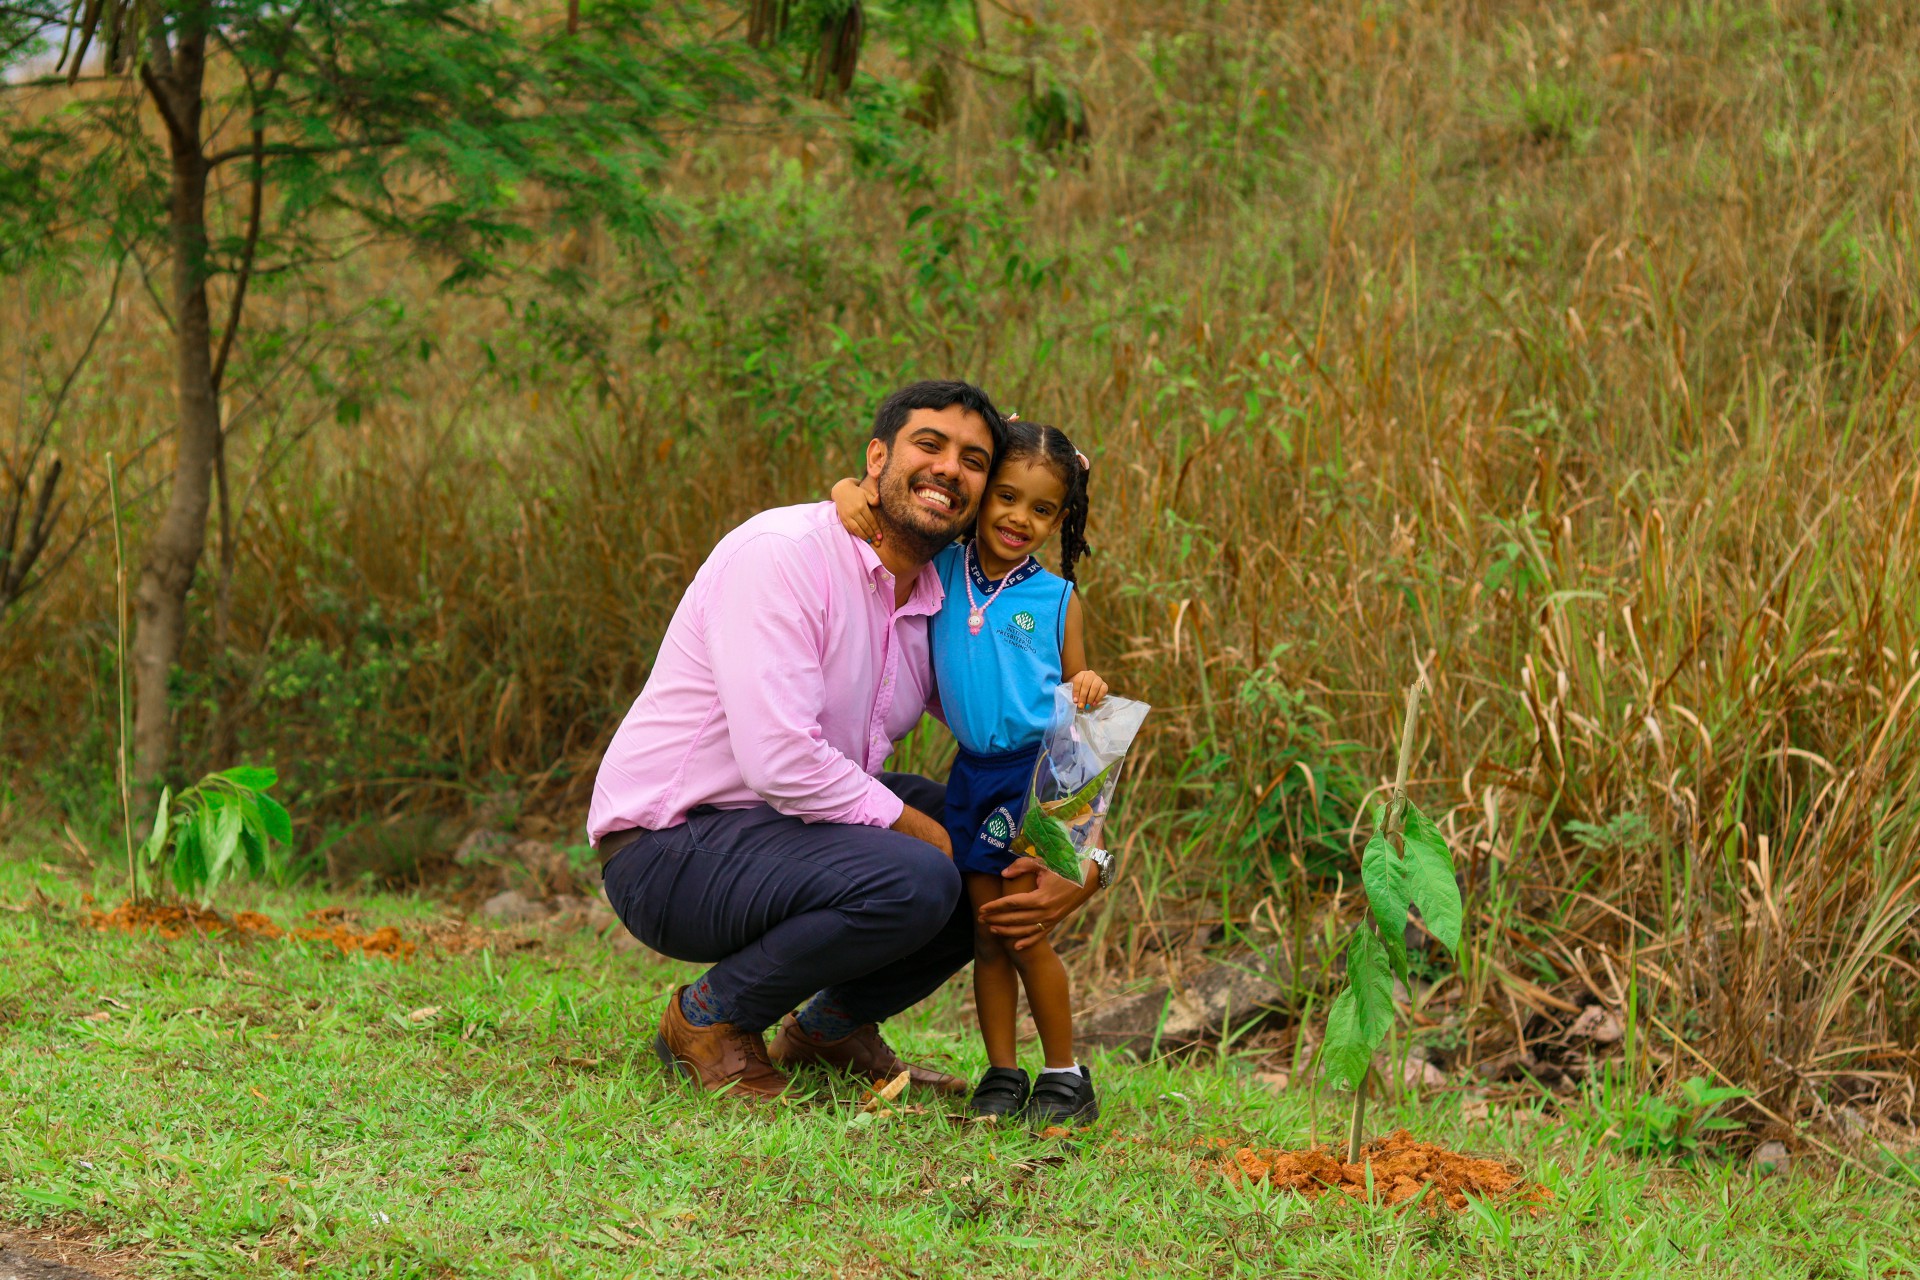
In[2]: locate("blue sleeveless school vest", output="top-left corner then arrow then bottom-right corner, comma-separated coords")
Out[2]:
931,542 -> 1074,755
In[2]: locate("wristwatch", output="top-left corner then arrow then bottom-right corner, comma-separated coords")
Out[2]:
1086,847 -> 1114,891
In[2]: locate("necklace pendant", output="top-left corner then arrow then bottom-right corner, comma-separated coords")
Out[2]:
968,608 -> 985,636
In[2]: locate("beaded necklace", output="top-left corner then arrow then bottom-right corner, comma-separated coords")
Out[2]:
963,541 -> 1031,637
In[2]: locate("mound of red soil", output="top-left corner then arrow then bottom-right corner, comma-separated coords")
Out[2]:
1224,1129 -> 1548,1213
86,900 -> 417,958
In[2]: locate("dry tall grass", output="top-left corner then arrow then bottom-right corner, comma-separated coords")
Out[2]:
4,0 -> 1917,1129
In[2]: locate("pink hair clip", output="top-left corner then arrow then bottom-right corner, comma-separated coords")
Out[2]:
1075,450 -> 1091,471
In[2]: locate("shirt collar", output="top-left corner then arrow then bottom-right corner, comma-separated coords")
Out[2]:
964,541 -> 1042,595
851,530 -> 945,618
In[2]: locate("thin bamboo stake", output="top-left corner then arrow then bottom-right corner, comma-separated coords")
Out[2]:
1348,676 -> 1425,1165
107,452 -> 136,899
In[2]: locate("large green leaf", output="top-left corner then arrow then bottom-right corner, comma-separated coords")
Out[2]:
204,802 -> 245,895
217,765 -> 278,792
1401,804 -> 1463,954
171,816 -> 205,896
1360,832 -> 1412,986
256,793 -> 294,846
1346,927 -> 1396,1046
1319,987 -> 1370,1089
1017,809 -> 1084,884
1319,928 -> 1396,1089
239,825 -> 267,879
234,792 -> 271,877
137,787 -> 172,868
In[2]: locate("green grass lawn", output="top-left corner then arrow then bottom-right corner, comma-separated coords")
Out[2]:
2,853 -> 1915,1279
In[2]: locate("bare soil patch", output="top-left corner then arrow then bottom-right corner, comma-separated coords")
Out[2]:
1222,1128 -> 1549,1214
85,900 -> 419,957
0,1221 -> 145,1278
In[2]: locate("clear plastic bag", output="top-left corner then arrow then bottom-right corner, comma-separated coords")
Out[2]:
1011,686 -> 1151,883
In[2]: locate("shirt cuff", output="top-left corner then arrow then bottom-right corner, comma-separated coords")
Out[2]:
858,778 -> 907,830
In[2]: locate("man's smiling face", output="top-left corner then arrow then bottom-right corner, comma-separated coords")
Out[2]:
866,405 -> 995,556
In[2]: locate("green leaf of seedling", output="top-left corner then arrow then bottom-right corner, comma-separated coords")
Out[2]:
1401,804 -> 1463,954
1017,810 -> 1085,884
218,765 -> 278,792
256,793 -> 293,846
203,802 -> 244,900
1320,928 -> 1396,1089
138,787 -> 173,868
1047,762 -> 1112,817
239,824 -> 267,879
1318,987 -> 1370,1090
171,817 -> 205,896
1360,832 -> 1413,986
1345,927 -> 1396,1046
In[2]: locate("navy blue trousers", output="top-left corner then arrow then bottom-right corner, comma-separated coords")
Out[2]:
600,773 -> 974,1033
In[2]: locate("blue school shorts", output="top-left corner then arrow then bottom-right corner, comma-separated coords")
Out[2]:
944,744 -> 1038,877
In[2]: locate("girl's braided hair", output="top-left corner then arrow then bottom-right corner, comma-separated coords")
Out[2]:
999,418 -> 1092,583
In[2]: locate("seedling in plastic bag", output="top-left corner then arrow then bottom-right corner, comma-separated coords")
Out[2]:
1012,687 -> 1149,884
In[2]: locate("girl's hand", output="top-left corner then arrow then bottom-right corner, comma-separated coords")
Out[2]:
831,476 -> 883,546
1070,669 -> 1109,709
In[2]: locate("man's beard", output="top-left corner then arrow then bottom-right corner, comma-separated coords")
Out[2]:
873,453 -> 973,561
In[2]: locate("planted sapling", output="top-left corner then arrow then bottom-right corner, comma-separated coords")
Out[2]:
1319,679 -> 1464,1162
137,767 -> 294,904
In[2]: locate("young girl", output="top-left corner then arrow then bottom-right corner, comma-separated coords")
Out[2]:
832,419 -> 1109,1125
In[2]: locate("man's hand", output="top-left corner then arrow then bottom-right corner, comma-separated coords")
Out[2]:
979,856 -> 1099,950
891,804 -> 952,856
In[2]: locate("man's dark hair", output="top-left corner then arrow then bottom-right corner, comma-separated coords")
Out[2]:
871,380 -> 1008,457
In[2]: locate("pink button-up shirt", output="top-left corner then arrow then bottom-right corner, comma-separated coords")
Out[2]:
587,502 -> 944,843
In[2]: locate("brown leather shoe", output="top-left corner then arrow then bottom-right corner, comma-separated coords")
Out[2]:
653,987 -> 789,1100
768,1015 -> 969,1096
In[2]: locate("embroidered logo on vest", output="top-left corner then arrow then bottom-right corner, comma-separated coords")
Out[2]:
1013,611 -> 1037,632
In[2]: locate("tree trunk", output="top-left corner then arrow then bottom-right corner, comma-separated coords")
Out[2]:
131,26 -> 216,807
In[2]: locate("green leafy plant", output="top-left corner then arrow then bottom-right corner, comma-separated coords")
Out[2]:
1601,1075 -> 1751,1160
138,767 -> 293,904
1319,680 -> 1463,1161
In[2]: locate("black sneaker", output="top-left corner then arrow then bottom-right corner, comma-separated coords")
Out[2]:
967,1066 -> 1031,1118
1023,1065 -> 1098,1126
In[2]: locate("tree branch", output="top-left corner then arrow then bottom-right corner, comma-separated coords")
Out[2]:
112,231 -> 175,333
205,134 -> 407,168
210,69 -> 279,393
136,61 -> 193,153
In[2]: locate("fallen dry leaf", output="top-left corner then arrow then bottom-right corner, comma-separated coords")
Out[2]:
1401,1057 -> 1446,1088
860,1069 -> 912,1113
407,1005 -> 442,1023
79,1011 -> 110,1022
1567,1005 -> 1624,1043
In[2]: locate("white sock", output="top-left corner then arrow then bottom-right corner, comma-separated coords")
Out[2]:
1040,1063 -> 1083,1079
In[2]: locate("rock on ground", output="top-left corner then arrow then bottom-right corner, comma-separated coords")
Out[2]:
452,829 -> 514,867
479,889 -> 556,924
1079,953 -> 1288,1056
0,1247 -> 107,1279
